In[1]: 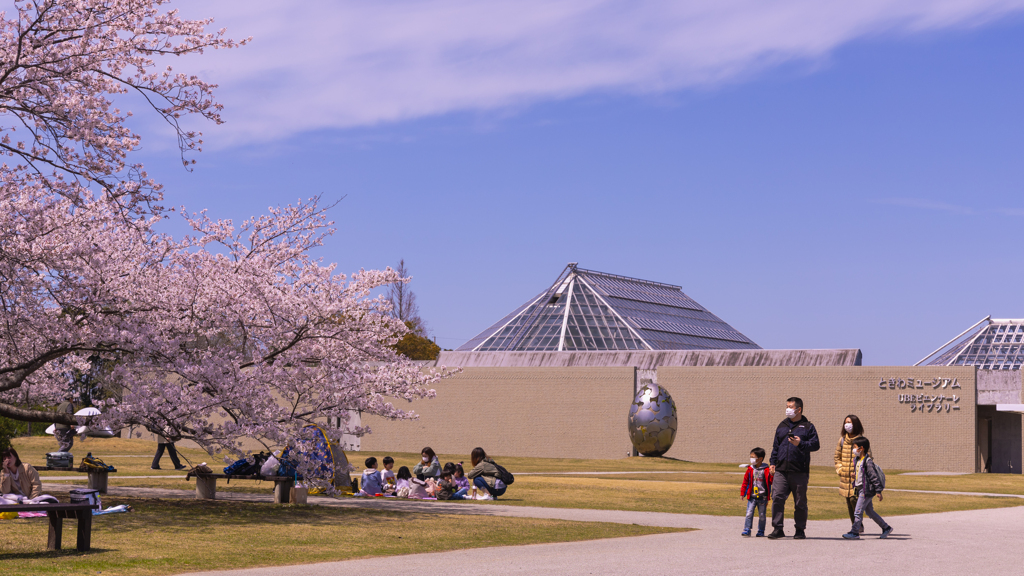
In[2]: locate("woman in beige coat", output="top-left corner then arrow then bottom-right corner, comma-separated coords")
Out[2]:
1,447 -> 42,499
833,415 -> 865,524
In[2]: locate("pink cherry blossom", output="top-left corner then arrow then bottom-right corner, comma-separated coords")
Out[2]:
0,1 -> 450,488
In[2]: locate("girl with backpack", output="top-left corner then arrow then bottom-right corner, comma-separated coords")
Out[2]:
842,437 -> 893,540
465,447 -> 512,500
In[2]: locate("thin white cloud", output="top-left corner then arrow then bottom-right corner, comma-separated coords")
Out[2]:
874,198 -> 977,214
875,198 -> 1024,216
168,0 -> 1024,144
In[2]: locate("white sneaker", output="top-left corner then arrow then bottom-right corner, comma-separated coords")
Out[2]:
476,493 -> 494,500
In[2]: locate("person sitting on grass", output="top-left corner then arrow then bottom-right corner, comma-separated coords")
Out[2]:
433,463 -> 469,501
358,456 -> 384,496
452,462 -> 470,491
395,466 -> 412,492
465,447 -> 507,500
413,446 -> 441,480
1,447 -> 42,499
842,437 -> 893,540
380,456 -> 396,493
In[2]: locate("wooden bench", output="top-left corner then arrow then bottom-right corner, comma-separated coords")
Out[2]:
185,472 -> 297,503
37,466 -> 118,494
1,502 -> 99,551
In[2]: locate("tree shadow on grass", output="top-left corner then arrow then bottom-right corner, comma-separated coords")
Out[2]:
0,548 -> 116,560
91,497 -> 449,530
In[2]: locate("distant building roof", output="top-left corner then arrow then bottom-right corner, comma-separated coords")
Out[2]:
916,316 -> 1024,370
457,263 -> 759,352
436,349 -> 862,368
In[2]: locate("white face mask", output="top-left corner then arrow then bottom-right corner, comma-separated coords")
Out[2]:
422,456 -> 429,463
750,458 -> 757,465
853,449 -> 861,458
845,422 -> 854,433
785,407 -> 796,418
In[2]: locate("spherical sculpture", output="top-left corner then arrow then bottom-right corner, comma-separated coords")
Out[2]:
628,382 -> 678,457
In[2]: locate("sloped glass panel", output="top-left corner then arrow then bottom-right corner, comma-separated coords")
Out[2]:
458,264 -> 760,352
926,321 -> 1024,369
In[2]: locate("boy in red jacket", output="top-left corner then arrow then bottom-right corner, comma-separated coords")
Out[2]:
741,447 -> 774,537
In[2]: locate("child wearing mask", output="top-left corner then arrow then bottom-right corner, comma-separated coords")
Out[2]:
842,437 -> 893,540
740,447 -> 773,537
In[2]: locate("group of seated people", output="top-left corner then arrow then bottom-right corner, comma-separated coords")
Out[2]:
358,446 -> 508,501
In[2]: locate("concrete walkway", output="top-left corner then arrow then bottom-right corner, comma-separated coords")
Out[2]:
173,506 -> 1023,576
42,482 -> 1024,575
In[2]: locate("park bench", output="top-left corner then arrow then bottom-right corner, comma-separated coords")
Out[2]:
37,465 -> 118,494
185,472 -> 299,503
0,502 -> 99,551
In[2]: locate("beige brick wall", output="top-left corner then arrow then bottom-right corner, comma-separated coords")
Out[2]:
360,367 -> 635,460
659,366 -> 977,473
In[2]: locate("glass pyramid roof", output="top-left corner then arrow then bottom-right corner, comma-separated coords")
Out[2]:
918,317 -> 1024,371
458,264 -> 760,352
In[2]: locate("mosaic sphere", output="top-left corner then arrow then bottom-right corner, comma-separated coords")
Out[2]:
628,382 -> 678,457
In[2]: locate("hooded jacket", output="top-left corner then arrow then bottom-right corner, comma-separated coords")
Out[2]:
360,469 -> 383,495
769,415 -> 820,473
741,464 -> 773,500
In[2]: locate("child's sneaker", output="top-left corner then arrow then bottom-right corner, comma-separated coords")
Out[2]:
880,526 -> 893,539
842,531 -> 860,540
741,530 -> 751,537
755,531 -> 765,537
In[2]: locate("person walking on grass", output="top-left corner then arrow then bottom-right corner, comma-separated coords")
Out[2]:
53,394 -> 76,453
842,437 -> 893,540
834,414 -> 866,528
151,432 -> 186,470
768,396 -> 820,540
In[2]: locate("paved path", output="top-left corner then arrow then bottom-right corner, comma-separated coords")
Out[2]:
172,506 -> 1023,576
41,482 -> 1024,575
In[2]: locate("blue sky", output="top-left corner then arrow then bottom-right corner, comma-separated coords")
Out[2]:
138,2 -> 1024,365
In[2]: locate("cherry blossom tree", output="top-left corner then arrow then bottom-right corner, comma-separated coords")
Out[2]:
0,1 -> 445,477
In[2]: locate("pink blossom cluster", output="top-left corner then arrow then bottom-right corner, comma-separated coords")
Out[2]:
0,1 -> 449,482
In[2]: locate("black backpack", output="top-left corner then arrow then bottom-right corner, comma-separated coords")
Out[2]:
224,452 -> 270,476
493,461 -> 515,485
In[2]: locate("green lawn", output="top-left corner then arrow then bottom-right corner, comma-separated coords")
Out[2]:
16,437 -> 1024,520
0,497 -> 687,576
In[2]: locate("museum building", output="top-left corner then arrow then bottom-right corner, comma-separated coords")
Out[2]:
361,265 -> 1023,475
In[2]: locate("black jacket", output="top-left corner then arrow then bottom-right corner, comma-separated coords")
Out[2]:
769,416 -> 820,473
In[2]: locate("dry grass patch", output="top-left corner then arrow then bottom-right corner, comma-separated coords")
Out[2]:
479,476 -> 1024,520
0,496 -> 688,576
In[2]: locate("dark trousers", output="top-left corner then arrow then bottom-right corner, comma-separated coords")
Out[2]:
54,428 -> 75,453
473,476 -> 507,498
771,471 -> 809,531
845,494 -> 858,524
152,443 -> 182,469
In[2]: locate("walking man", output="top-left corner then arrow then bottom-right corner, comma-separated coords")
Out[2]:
767,396 -> 820,540
53,394 -> 76,453
151,432 -> 186,470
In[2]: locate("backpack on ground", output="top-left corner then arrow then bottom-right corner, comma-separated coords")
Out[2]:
492,461 -> 515,485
